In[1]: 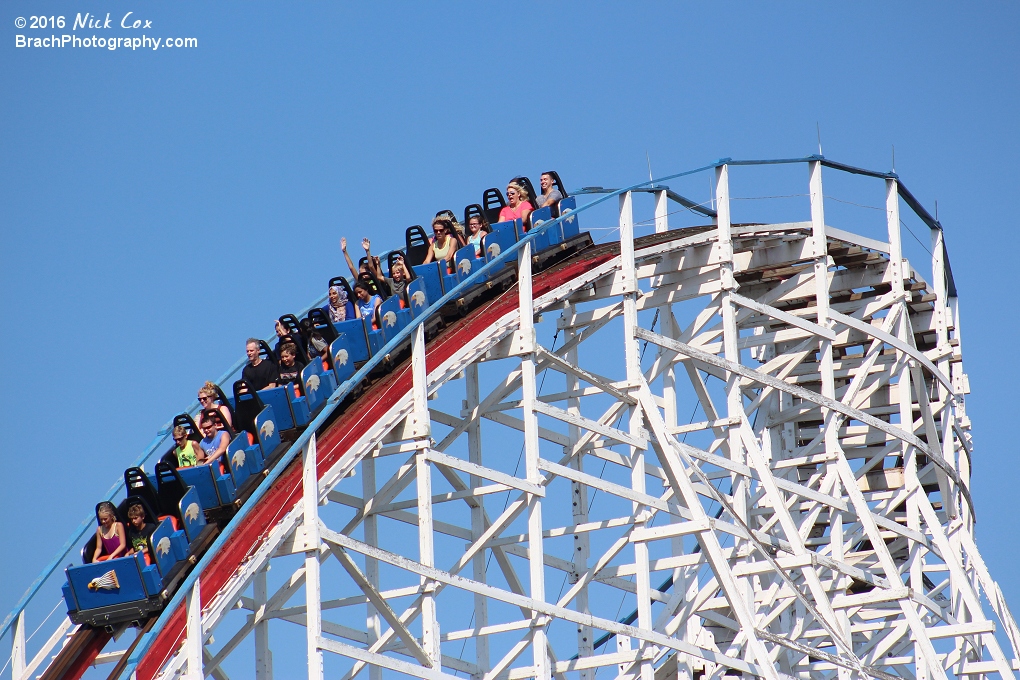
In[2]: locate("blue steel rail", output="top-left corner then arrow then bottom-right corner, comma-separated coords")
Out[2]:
1,155 -> 955,679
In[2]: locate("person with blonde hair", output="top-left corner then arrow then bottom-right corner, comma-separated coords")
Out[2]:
92,501 -> 127,562
498,181 -> 533,225
196,381 -> 232,432
171,425 -> 201,467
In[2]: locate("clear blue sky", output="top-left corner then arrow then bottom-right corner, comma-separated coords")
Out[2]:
2,0 -> 1018,667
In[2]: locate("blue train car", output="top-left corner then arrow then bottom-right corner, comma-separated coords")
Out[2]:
63,472 -> 216,629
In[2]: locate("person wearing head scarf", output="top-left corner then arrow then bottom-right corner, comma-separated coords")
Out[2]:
325,285 -> 349,323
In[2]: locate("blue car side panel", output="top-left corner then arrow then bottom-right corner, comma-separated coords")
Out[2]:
484,228 -> 517,269
330,334 -> 356,386
62,582 -> 76,613
378,295 -> 403,345
530,206 -> 558,250
149,518 -> 178,579
453,245 -> 484,284
559,197 -> 579,239
225,434 -> 254,489
301,361 -> 328,414
141,565 -> 162,596
169,531 -> 189,562
364,316 -> 385,355
215,472 -> 236,505
255,404 -> 283,461
406,278 -> 429,318
178,487 -> 206,543
256,386 -> 295,431
412,263 -> 444,308
66,553 -> 148,612
335,319 -> 370,363
177,465 -> 221,510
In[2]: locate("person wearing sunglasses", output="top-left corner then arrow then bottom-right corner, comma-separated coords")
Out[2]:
498,181 -> 533,226
195,381 -> 232,432
171,425 -> 201,468
422,216 -> 457,274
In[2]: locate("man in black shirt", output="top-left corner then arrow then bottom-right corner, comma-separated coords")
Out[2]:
242,338 -> 279,390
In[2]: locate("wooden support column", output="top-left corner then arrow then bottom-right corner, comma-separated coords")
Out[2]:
887,177 -> 927,680
620,190 -> 652,680
303,435 -> 324,680
654,189 -> 669,234
563,302 -> 593,680
516,240 -> 551,680
11,611 -> 26,680
811,161 -> 851,677
186,577 -> 203,680
413,323 -> 441,667
464,363 -> 489,678
715,164 -> 755,648
363,450 -> 383,680
254,565 -> 273,680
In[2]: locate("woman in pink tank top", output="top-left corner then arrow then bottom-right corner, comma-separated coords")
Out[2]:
93,501 -> 128,562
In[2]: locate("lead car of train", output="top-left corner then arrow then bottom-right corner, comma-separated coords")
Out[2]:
61,176 -> 589,631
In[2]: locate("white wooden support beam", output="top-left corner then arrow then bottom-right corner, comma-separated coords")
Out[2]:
411,322 -> 431,438
634,325 -> 972,510
415,322 -> 441,667
254,566 -> 273,680
517,239 -> 551,680
11,610 -> 26,680
715,163 -> 755,646
533,346 -> 636,404
636,386 -> 780,680
531,400 -> 645,450
303,435 -> 324,680
465,362 -> 490,678
320,527 -> 761,677
318,636 -> 461,680
186,576 -> 203,680
654,189 -> 668,234
363,451 -> 383,680
562,301 -> 593,680
326,543 -> 435,667
425,449 -> 545,497
621,189 -> 651,680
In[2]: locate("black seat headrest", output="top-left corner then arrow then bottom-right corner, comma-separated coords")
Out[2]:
232,379 -> 265,438
405,225 -> 431,267
482,189 -> 506,225
464,203 -> 485,226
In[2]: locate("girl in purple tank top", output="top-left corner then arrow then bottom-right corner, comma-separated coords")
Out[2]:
92,501 -> 127,562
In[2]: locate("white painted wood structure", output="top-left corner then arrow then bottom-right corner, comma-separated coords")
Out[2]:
8,161 -> 1019,680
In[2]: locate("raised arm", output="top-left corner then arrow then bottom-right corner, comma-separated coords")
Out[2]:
340,237 -> 359,280
363,239 -> 384,279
